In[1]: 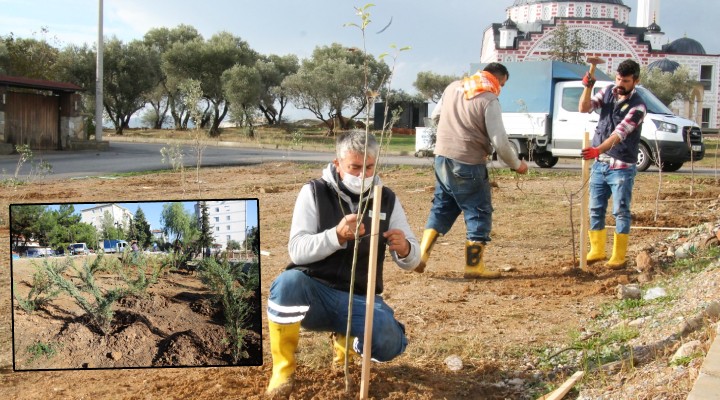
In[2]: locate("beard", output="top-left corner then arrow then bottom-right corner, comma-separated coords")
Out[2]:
613,86 -> 629,96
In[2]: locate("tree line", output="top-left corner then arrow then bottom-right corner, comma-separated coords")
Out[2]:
0,25 -> 452,135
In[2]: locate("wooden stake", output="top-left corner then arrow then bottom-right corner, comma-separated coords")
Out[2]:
360,185 -> 382,400
537,370 -> 585,400
580,131 -> 591,269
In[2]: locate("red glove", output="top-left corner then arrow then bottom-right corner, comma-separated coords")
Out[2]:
582,72 -> 596,88
581,147 -> 600,160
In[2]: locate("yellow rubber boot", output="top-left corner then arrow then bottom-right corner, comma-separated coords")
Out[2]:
463,241 -> 500,279
332,333 -> 358,366
587,229 -> 607,263
607,232 -> 629,269
266,321 -> 301,396
415,228 -> 439,273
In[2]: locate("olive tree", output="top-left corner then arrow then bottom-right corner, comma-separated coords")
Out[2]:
640,65 -> 698,106
163,32 -> 258,136
283,43 -> 391,134
413,71 -> 459,103
103,37 -> 160,134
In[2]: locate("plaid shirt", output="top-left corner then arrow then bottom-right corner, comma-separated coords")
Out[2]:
590,86 -> 647,142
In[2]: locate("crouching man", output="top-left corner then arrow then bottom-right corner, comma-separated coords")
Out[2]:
265,130 -> 421,396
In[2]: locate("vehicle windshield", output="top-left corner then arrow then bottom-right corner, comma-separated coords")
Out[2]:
72,244 -> 84,249
636,86 -> 673,115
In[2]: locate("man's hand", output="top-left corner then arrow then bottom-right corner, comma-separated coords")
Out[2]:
514,160 -> 529,175
383,229 -> 410,258
336,214 -> 365,245
581,147 -> 600,160
582,72 -> 596,88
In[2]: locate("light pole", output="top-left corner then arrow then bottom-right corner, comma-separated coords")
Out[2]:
95,0 -> 104,142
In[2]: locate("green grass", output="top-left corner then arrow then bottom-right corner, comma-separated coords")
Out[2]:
26,341 -> 61,363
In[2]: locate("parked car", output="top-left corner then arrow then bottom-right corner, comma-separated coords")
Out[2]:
25,247 -> 53,258
69,243 -> 90,255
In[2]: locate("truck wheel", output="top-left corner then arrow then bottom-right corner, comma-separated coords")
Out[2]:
660,162 -> 683,172
534,153 -> 559,168
636,143 -> 653,172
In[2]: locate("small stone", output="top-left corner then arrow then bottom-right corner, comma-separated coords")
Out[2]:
671,340 -> 703,363
109,351 -> 123,361
444,355 -> 463,371
635,251 -> 654,271
617,284 -> 641,300
637,272 -> 653,284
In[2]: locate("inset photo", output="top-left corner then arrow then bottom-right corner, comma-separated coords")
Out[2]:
10,199 -> 261,371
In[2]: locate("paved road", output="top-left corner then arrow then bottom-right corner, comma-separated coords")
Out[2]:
0,140 -> 714,181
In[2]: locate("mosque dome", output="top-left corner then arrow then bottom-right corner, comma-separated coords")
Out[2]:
646,21 -> 661,33
664,37 -> 706,55
647,59 -> 680,73
501,18 -> 518,29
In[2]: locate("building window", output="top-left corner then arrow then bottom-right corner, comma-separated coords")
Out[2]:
227,225 -> 231,230
215,207 -> 220,212
227,215 -> 231,221
700,65 -> 713,91
215,217 -> 219,222
215,227 -> 220,232
226,235 -> 231,242
701,108 -> 711,129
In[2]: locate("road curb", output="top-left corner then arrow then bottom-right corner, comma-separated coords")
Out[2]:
687,326 -> 720,399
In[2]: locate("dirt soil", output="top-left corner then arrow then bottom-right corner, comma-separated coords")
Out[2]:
1,160 -> 719,399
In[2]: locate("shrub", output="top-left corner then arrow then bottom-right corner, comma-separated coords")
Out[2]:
198,258 -> 260,363
43,257 -> 127,335
14,258 -> 72,313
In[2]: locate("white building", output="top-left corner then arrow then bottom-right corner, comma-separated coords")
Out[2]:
480,0 -> 720,129
196,200 -> 248,250
80,203 -> 133,232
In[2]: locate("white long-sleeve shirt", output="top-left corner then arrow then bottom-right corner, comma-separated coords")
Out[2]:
288,164 -> 420,271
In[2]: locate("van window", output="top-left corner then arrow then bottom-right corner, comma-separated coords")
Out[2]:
561,87 -> 602,112
561,87 -> 583,112
636,86 -> 673,115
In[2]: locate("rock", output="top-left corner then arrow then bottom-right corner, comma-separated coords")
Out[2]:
109,351 -> 123,361
643,287 -> 667,300
671,340 -> 703,363
666,246 -> 675,257
501,265 -> 516,272
706,301 -> 720,321
628,317 -> 648,327
674,246 -> 689,259
637,272 -> 653,284
635,251 -> 654,271
444,355 -> 463,371
507,378 -> 525,386
617,284 -> 641,300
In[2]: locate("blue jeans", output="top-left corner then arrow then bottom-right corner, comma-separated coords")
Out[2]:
425,156 -> 493,242
267,269 -> 407,362
589,162 -> 637,234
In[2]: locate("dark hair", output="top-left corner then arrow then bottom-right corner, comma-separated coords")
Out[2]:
483,62 -> 510,81
617,59 -> 640,79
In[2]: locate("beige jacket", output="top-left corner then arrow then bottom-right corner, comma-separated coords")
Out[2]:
432,80 -> 521,169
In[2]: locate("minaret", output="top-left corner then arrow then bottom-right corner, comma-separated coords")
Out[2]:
499,18 -> 518,49
636,0 -> 660,27
644,16 -> 664,51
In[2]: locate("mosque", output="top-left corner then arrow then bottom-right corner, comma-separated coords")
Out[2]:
480,0 -> 719,130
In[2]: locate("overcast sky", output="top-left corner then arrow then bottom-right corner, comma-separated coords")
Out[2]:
2,0 -> 718,115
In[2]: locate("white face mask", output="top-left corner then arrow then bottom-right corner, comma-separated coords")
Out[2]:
342,173 -> 374,194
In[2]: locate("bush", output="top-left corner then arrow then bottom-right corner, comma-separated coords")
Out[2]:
198,258 -> 260,363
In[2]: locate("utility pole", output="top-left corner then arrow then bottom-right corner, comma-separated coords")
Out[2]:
95,0 -> 104,142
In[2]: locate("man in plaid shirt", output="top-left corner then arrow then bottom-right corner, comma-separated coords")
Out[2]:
579,59 -> 647,269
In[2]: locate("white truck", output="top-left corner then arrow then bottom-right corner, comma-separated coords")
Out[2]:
479,61 -> 705,172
